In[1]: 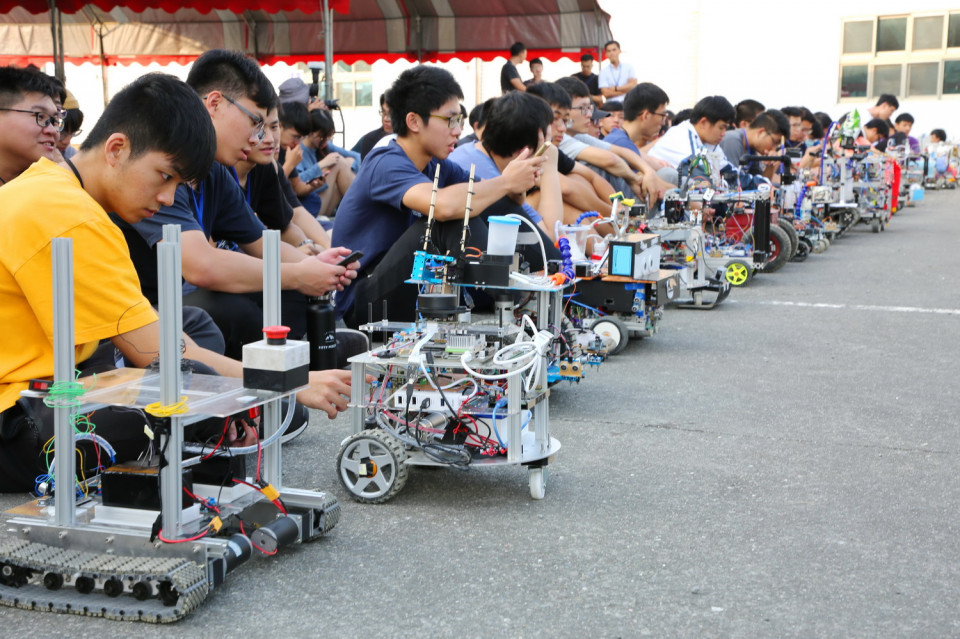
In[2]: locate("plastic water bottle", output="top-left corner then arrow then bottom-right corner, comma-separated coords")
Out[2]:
800,197 -> 812,223
306,294 -> 337,370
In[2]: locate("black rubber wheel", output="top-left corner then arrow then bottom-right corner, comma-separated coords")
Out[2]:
337,429 -> 410,504
777,218 -> 799,259
103,578 -> 124,598
588,316 -> 629,355
743,225 -> 790,273
43,572 -> 63,591
75,576 -> 95,594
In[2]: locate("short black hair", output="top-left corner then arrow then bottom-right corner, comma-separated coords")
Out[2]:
0,65 -> 61,109
379,92 -> 388,107
468,102 -> 485,128
864,118 -> 889,137
529,58 -> 543,68
186,49 -> 278,110
600,100 -> 623,113
750,109 -> 790,140
80,73 -> 215,184
526,81 -> 572,109
603,40 -> 620,50
278,101 -> 310,136
580,53 -> 594,62
556,76 -> 590,100
62,108 -> 84,135
387,65 -> 463,137
931,128 -> 947,141
672,109 -> 692,126
780,106 -> 803,118
690,96 -> 735,126
876,94 -> 899,109
509,42 -> 526,57
482,92 -> 552,158
623,82 -> 669,121
895,112 -> 915,124
814,111 -> 833,131
309,108 -> 335,137
474,97 -> 497,129
735,99 -> 765,126
799,107 -> 823,138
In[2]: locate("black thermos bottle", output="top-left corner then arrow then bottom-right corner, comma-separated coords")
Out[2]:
306,294 -> 337,370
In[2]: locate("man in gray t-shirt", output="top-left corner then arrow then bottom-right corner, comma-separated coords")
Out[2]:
718,109 -> 789,177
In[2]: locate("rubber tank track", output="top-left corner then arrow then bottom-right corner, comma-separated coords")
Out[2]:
306,492 -> 341,541
0,538 -> 208,623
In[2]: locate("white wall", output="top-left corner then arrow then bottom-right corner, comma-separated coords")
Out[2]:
599,0 -> 960,140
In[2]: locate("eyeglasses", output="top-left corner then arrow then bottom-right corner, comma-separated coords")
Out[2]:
651,111 -> 669,119
0,108 -> 65,131
378,109 -> 390,117
429,113 -> 465,130
219,94 -> 266,142
576,106 -> 593,116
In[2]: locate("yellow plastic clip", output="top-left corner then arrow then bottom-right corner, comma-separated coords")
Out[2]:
260,483 -> 281,502
608,191 -> 624,201
621,198 -> 635,207
208,516 -> 223,533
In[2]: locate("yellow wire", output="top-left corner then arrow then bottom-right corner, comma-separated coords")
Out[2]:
144,396 -> 190,417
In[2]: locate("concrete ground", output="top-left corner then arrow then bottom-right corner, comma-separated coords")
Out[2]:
2,190 -> 959,638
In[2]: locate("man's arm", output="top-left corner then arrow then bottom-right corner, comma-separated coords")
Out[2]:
401,149 -> 544,221
180,228 -> 345,296
510,77 -> 527,92
112,322 -> 351,418
291,205 -> 332,249
576,146 -> 639,188
533,145 -> 563,239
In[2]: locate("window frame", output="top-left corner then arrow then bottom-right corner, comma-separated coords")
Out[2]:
839,11 -> 960,101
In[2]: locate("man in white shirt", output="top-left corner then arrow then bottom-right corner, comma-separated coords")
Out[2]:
598,41 -> 637,104
648,95 -> 736,184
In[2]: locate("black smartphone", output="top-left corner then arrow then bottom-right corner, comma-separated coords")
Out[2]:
337,251 -> 363,267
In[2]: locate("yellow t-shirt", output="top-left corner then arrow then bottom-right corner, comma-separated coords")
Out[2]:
0,157 -> 158,411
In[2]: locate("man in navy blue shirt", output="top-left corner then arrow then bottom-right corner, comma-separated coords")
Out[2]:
331,65 -> 545,326
116,49 -> 357,358
605,82 -> 671,159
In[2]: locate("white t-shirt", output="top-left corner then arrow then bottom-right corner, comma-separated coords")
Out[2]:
647,121 -> 705,168
598,61 -> 637,103
648,120 -> 733,174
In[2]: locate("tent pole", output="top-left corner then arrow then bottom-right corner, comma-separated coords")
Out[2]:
323,0 -> 333,102
98,26 -> 108,106
48,0 -> 65,81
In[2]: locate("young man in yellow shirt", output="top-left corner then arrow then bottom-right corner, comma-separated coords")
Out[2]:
0,72 -> 352,492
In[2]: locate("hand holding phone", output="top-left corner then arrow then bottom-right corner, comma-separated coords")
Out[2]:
337,250 -> 363,267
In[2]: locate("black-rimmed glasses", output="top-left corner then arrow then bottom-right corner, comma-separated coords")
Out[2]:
429,113 -> 465,130
220,94 -> 266,142
0,108 -> 65,131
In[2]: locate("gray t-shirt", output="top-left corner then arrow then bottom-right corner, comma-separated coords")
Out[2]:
719,129 -> 748,168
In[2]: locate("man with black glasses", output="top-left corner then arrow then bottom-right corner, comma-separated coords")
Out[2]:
115,49 -> 358,361
0,66 -> 65,185
332,65 -> 544,325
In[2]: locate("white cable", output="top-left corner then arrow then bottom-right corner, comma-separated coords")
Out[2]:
505,213 -> 548,275
48,432 -> 117,476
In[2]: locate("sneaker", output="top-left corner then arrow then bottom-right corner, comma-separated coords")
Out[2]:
255,398 -> 310,444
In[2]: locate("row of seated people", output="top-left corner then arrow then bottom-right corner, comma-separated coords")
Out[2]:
0,50 -> 948,492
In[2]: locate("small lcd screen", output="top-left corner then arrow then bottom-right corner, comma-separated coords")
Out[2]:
610,244 -> 633,277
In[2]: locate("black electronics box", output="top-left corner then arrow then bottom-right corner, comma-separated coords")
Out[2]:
101,462 -> 193,510
463,254 -> 512,287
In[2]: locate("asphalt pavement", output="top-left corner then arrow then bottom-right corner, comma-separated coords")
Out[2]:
2,190 -> 959,638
